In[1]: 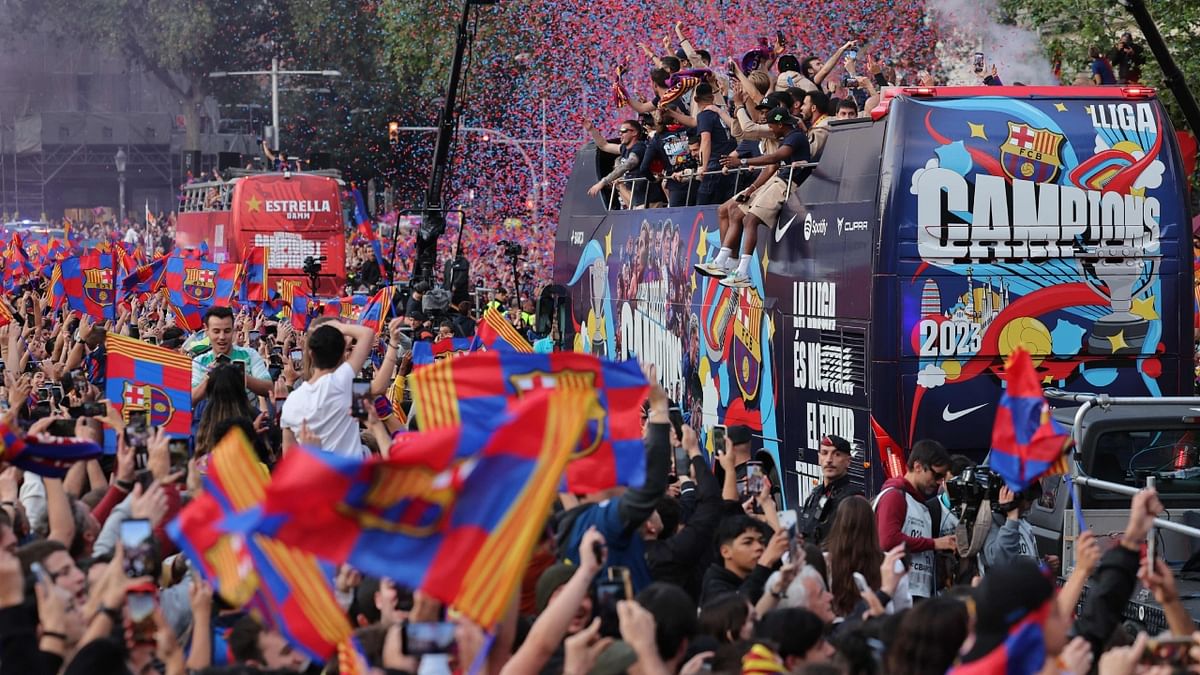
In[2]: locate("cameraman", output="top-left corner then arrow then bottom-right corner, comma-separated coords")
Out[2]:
980,482 -> 1047,574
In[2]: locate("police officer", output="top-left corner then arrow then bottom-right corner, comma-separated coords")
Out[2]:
797,435 -> 863,545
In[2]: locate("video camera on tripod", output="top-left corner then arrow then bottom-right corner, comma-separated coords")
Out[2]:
499,240 -> 523,258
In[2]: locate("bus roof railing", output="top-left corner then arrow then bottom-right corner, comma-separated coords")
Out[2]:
602,161 -> 819,210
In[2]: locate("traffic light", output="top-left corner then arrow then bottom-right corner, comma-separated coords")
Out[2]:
388,121 -> 399,145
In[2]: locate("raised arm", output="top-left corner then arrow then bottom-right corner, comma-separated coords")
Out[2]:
814,40 -> 856,86
583,120 -> 622,155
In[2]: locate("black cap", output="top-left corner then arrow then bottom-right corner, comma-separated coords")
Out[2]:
754,96 -> 775,110
727,425 -> 753,445
821,435 -> 852,454
766,106 -> 798,126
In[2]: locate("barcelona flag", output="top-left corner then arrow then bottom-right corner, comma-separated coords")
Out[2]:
0,424 -> 103,478
357,285 -> 393,332
411,338 -> 475,366
321,294 -> 368,321
276,279 -> 313,333
104,333 -> 193,455
2,233 -> 34,291
167,428 -> 352,662
119,256 -> 170,301
50,254 -> 123,321
162,257 -> 243,330
240,245 -> 270,305
406,350 -> 649,493
224,388 -> 595,628
472,307 -> 533,353
989,347 -> 1071,493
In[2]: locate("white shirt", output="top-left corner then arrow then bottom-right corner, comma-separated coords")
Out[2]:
280,363 -> 366,459
124,227 -> 139,244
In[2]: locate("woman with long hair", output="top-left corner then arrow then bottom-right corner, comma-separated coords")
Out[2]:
194,364 -> 257,457
824,495 -> 884,618
697,592 -> 755,644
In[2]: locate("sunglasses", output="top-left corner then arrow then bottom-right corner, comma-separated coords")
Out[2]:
619,128 -> 635,134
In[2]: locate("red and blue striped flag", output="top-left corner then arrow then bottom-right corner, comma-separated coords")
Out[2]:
104,333 -> 193,455
119,256 -> 170,301
162,257 -> 243,330
167,428 -> 352,662
50,254 -> 123,321
240,245 -> 270,305
411,338 -> 475,365
406,350 -> 649,493
223,388 -> 594,628
357,286 -> 393,332
989,347 -> 1071,493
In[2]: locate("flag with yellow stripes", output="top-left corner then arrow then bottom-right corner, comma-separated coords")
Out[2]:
473,307 -> 534,353
166,428 -> 352,662
224,388 -> 594,628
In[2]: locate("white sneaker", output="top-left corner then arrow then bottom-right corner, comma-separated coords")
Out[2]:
694,261 -> 731,278
719,272 -> 753,288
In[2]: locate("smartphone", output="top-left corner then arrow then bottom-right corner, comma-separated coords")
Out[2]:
673,446 -> 691,477
973,51 -> 985,72
745,461 -> 765,495
1143,635 -> 1198,665
248,330 -> 260,346
289,349 -> 303,367
351,378 -> 371,419
127,410 -> 149,430
853,571 -> 872,595
167,439 -> 189,475
127,590 -> 158,645
70,401 -> 106,418
120,518 -> 157,579
711,425 -> 727,454
231,360 -> 245,378
846,48 -> 858,60
401,621 -> 458,656
30,561 -> 51,585
145,335 -> 158,345
595,567 -> 633,638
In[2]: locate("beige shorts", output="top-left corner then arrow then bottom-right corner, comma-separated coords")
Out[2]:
736,175 -> 788,226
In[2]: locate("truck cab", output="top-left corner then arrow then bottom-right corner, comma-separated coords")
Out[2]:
1027,394 -> 1200,634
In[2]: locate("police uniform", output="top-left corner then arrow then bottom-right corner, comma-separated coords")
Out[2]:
798,474 -> 863,545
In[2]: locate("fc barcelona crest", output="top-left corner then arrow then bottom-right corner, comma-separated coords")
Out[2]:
183,268 -> 216,303
509,370 -> 606,459
83,269 -> 113,306
1000,122 -> 1065,183
121,382 -> 176,427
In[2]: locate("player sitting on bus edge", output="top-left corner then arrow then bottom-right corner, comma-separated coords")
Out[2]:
694,106 -> 812,288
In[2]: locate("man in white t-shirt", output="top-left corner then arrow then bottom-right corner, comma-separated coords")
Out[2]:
280,320 -> 376,458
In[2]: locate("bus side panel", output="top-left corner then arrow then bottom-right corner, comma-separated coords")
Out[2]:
766,119 -> 886,502
554,156 -> 785,502
884,95 -> 1192,455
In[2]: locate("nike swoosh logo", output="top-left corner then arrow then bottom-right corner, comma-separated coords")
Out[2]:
775,214 -> 798,242
943,403 -> 988,422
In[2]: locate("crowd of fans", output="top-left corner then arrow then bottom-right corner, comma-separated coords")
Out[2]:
0,291 -> 1189,675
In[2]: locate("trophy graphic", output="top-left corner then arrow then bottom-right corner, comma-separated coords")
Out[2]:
1084,244 -> 1155,355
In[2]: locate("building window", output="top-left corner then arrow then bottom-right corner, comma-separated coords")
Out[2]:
102,127 -> 113,140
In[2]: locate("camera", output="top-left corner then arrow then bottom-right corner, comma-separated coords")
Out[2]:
302,255 -> 327,278
945,466 -> 1002,510
499,240 -> 524,257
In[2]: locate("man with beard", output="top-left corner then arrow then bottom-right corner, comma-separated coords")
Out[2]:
796,435 -> 862,545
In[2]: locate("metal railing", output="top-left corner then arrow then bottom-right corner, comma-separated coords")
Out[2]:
599,161 -> 819,210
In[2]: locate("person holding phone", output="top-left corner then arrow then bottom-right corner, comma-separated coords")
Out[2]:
279,320 -> 376,458
190,307 -> 272,406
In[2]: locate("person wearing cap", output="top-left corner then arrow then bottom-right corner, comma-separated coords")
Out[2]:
695,105 -> 811,288
872,439 -> 956,601
796,435 -> 863,545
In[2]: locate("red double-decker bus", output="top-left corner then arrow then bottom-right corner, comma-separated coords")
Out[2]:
175,170 -> 347,295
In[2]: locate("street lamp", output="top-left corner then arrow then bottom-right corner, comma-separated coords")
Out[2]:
209,58 -> 343,152
114,147 -> 127,224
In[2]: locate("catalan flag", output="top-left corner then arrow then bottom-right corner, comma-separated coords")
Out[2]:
2,233 -> 34,291
406,351 -> 649,493
989,347 -> 1072,493
223,388 -> 594,628
167,428 -> 352,662
0,424 -> 103,478
162,257 -> 243,330
473,307 -> 534,353
276,279 -> 312,332
104,333 -> 193,454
